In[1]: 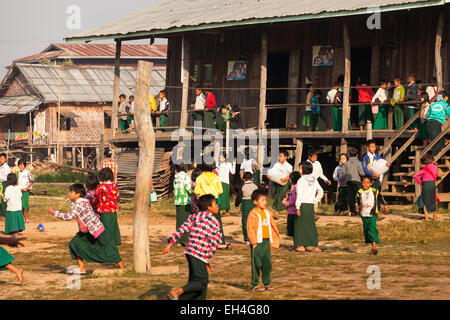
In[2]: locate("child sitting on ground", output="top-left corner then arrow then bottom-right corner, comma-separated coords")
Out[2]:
247,189 -> 280,292
0,235 -> 25,285
355,176 -> 384,255
3,173 -> 24,235
163,194 -> 222,300
235,172 -> 258,244
49,184 -> 124,274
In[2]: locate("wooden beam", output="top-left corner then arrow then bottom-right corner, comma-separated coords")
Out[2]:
111,40 -> 122,141
133,60 -> 154,274
294,138 -> 303,171
414,148 -> 421,201
389,132 -> 418,164
435,12 -> 445,92
180,35 -> 190,130
342,22 -> 351,134
340,138 -> 348,155
366,120 -> 373,141
98,134 -> 104,170
379,111 -> 420,155
258,29 -> 268,130
421,126 -> 449,157
287,50 -> 300,128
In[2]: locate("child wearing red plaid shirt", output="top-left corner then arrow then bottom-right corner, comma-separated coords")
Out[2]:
162,194 -> 222,300
93,168 -> 121,246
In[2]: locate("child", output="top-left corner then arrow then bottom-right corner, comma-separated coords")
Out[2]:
356,79 -> 374,131
49,184 -> 124,274
216,105 -> 231,132
332,153 -> 348,216
414,152 -> 438,221
418,92 -> 430,146
405,74 -> 419,129
426,91 -> 450,156
194,162 -> 230,249
93,168 -> 121,246
3,173 -> 24,235
342,147 -> 365,216
302,84 -> 314,131
0,235 -> 24,285
157,89 -> 170,130
241,148 -> 260,186
173,163 -> 193,246
204,88 -> 216,129
118,94 -> 129,134
85,174 -> 99,208
163,194 -> 222,300
312,90 -> 326,131
355,177 -> 383,255
283,171 -> 300,244
0,153 -> 11,220
247,189 -> 280,291
235,172 -> 258,243
328,82 -> 341,132
217,155 -> 236,216
390,76 -> 405,130
294,162 -> 323,252
371,80 -> 389,130
18,159 -> 34,223
190,88 -> 206,127
266,150 -> 293,219
190,167 -> 203,214
126,95 -> 134,132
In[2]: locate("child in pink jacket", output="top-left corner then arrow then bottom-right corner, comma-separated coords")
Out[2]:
413,152 -> 438,221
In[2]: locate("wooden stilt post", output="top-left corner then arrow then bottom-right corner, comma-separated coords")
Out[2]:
258,29 -> 268,170
287,50 -> 300,128
133,60 -> 154,274
81,147 -> 84,169
435,12 -> 445,92
342,22 -> 351,134
366,120 -> 373,141
72,147 -> 76,167
294,138 -> 303,171
340,138 -> 348,156
180,35 -> 190,130
381,137 -> 392,191
98,134 -> 104,170
111,40 -> 122,157
414,147 -> 421,201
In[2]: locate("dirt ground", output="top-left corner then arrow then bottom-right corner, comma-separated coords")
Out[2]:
1,196 -> 449,300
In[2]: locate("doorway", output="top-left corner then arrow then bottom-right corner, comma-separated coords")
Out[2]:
350,47 -> 372,126
266,52 -> 289,128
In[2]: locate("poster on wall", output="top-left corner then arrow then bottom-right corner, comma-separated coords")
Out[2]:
227,60 -> 247,80
312,45 -> 334,66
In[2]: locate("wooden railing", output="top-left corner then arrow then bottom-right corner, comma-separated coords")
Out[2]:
379,111 -> 420,155
420,125 -> 449,158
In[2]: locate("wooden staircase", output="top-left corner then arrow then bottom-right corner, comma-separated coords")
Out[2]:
381,120 -> 450,204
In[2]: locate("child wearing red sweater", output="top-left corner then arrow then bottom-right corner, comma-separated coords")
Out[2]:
414,152 -> 439,221
93,168 -> 121,245
162,194 -> 222,300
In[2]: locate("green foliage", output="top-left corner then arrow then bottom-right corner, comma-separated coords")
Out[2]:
35,168 -> 87,183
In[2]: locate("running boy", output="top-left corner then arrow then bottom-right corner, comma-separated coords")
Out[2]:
163,194 -> 222,300
247,189 -> 280,291
0,235 -> 25,285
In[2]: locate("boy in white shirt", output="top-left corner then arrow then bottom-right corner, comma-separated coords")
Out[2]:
240,148 -> 261,185
190,88 -> 206,127
18,159 -> 34,223
2,173 -> 24,235
157,90 -> 170,130
267,150 -> 293,219
0,153 -> 11,220
307,150 -> 331,186
217,155 -> 236,216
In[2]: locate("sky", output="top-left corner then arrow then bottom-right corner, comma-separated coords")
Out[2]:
0,0 -> 166,78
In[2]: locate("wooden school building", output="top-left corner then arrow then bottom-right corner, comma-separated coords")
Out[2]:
66,0 -> 450,202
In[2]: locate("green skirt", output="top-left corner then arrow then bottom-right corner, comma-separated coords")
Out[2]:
176,204 -> 191,245
417,181 -> 437,213
332,106 -> 342,132
419,120 -> 429,140
100,212 -> 122,246
219,182 -> 230,211
241,199 -> 255,242
0,181 -> 7,217
69,231 -> 122,263
302,110 -> 314,127
252,172 -> 261,186
203,110 -> 216,129
22,191 -> 30,211
271,182 -> 290,212
294,203 -> 318,247
286,214 -> 295,237
5,210 -> 25,235
214,211 -> 226,245
362,216 -> 379,244
0,246 -> 15,270
373,105 -> 388,130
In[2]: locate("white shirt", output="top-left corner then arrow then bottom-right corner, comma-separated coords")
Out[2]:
426,85 -> 437,100
0,162 -> 11,182
326,89 -> 337,103
371,88 -> 388,103
269,161 -> 293,179
241,158 -> 258,174
18,169 -> 34,190
307,159 -> 328,182
360,189 -> 375,217
217,161 -> 236,184
129,101 -> 135,113
295,175 -> 323,209
4,185 -> 22,211
194,94 -> 206,110
159,98 -> 169,111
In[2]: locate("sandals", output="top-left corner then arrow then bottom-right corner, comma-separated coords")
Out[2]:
314,247 -> 323,252
66,269 -> 87,275
251,286 -> 265,292
265,286 -> 274,291
166,292 -> 179,300
294,247 -> 306,252
369,249 -> 378,255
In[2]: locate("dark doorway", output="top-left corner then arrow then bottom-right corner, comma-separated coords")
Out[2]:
350,47 -> 372,126
266,52 -> 289,128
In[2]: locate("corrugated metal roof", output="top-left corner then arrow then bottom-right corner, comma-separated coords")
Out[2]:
0,95 -> 42,115
66,0 -> 443,41
14,63 -> 166,103
15,44 -> 167,63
